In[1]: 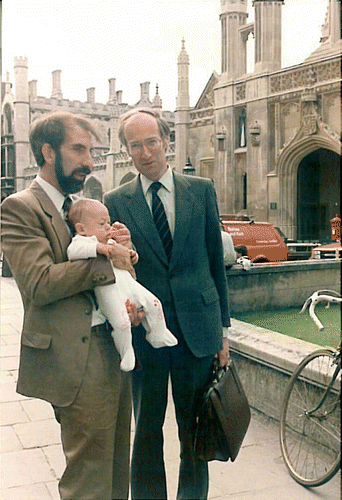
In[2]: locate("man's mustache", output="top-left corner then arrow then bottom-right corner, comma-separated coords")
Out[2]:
72,167 -> 91,176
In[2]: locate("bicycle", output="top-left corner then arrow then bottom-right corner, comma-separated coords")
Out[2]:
279,290 -> 341,487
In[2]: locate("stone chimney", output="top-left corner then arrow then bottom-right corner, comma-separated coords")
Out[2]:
108,78 -> 117,103
4,72 -> 12,94
29,80 -> 37,100
116,90 -> 123,104
140,82 -> 150,101
51,69 -> 62,99
87,87 -> 95,103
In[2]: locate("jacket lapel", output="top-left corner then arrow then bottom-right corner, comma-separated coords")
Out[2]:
30,180 -> 71,257
170,172 -> 194,269
123,177 -> 169,266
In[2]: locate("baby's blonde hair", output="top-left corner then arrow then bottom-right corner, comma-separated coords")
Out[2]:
68,198 -> 105,230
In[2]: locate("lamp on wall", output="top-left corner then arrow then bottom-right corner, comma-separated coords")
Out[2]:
183,157 -> 195,175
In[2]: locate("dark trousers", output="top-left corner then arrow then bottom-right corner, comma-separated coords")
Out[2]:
131,313 -> 213,500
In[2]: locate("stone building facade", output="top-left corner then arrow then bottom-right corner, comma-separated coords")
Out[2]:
1,64 -> 175,201
174,0 -> 341,241
2,0 -> 341,242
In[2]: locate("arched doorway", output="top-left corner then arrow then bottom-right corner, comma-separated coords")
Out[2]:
120,171 -> 136,185
297,148 -> 340,241
83,176 -> 103,201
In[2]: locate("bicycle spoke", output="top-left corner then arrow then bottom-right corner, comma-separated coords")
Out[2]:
280,348 -> 341,487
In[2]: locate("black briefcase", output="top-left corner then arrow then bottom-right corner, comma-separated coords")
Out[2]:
194,358 -> 251,462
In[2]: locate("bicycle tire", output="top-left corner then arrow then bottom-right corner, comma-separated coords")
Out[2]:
279,347 -> 341,487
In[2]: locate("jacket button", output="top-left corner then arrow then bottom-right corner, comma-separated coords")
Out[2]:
81,336 -> 88,343
92,274 -> 106,283
85,308 -> 92,315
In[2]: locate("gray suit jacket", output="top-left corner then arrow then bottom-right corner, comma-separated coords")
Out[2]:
104,172 -> 230,358
1,181 -> 115,406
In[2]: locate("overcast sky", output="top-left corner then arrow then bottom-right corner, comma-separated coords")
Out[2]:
2,0 -> 329,111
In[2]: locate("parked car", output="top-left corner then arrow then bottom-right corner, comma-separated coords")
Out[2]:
275,227 -> 319,261
311,242 -> 342,260
287,242 -> 319,261
221,218 -> 288,263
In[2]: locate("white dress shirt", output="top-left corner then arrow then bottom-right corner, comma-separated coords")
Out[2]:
36,175 -> 68,219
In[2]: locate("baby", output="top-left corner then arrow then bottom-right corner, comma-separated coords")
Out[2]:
67,198 -> 177,371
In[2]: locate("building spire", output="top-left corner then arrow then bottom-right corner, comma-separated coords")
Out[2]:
152,84 -> 162,111
175,39 -> 190,173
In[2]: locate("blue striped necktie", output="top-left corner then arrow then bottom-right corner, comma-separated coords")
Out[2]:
150,182 -> 173,261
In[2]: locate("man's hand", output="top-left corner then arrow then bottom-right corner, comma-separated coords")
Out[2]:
217,337 -> 230,368
110,243 -> 136,279
96,242 -> 115,259
111,222 -> 132,249
125,300 -> 146,326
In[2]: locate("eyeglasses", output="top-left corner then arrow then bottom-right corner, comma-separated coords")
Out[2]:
127,137 -> 162,155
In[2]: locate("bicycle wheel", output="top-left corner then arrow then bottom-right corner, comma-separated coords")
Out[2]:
280,348 -> 341,487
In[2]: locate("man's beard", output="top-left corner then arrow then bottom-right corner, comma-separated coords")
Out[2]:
55,150 -> 91,194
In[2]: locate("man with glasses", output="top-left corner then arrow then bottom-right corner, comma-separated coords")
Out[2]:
104,108 -> 230,500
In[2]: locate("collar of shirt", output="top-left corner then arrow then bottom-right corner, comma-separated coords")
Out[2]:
35,175 -> 67,215
140,165 -> 174,198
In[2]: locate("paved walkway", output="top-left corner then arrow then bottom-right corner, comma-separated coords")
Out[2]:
1,276 -> 340,500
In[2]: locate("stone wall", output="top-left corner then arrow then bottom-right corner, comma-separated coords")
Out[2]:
228,318 -> 337,421
226,260 -> 341,314
226,260 -> 340,420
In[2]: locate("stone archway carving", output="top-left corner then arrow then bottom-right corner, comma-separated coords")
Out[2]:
276,117 -> 341,239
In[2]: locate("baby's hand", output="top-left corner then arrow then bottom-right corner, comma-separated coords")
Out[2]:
130,249 -> 139,266
96,242 -> 114,259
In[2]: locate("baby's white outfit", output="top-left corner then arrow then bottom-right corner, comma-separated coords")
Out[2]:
67,234 -> 177,371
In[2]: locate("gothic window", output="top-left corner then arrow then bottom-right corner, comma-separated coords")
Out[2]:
221,16 -> 227,73
236,108 -> 247,148
7,146 -> 15,178
1,149 -> 5,178
242,173 -> 247,210
4,104 -> 12,135
83,176 -> 103,201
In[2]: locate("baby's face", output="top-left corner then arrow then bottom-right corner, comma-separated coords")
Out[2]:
81,204 -> 111,244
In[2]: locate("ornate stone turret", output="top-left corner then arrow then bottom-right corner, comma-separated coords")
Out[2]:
220,0 -> 249,79
306,0 -> 341,61
14,56 -> 30,192
253,0 -> 284,74
152,84 -> 162,111
175,39 -> 190,171
329,0 -> 341,44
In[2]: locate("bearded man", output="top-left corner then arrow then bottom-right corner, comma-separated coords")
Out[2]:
1,111 -> 142,500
